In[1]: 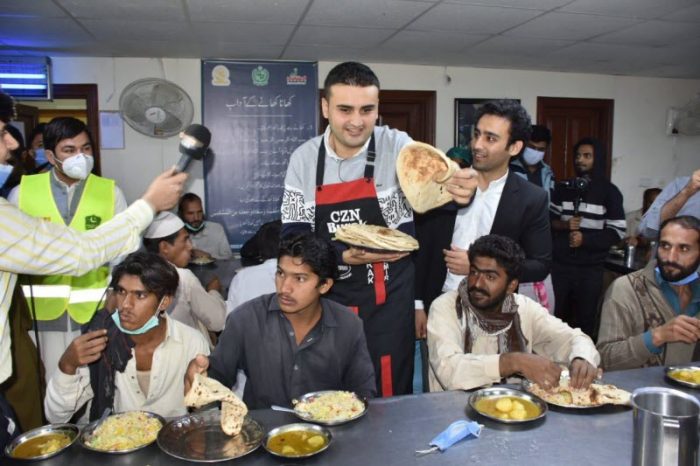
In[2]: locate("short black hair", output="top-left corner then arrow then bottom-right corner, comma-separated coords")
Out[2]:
142,230 -> 180,254
43,117 -> 93,153
475,100 -> 532,148
278,233 -> 338,282
26,123 -> 46,148
530,125 -> 551,145
323,62 -> 380,99
659,215 -> 700,247
643,187 -> 662,204
178,192 -> 202,216
258,220 -> 282,261
110,252 -> 179,300
468,234 -> 525,281
0,92 -> 15,123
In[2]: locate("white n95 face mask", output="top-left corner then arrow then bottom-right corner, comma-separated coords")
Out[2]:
58,153 -> 94,180
522,147 -> 545,166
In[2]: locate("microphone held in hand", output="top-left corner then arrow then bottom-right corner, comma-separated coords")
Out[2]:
174,124 -> 212,173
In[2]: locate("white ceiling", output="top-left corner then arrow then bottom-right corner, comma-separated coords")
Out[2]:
1,0 -> 700,79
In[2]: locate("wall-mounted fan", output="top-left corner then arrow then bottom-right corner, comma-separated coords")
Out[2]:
119,78 -> 194,138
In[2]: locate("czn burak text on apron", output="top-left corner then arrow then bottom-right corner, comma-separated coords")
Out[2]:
314,134 -> 414,396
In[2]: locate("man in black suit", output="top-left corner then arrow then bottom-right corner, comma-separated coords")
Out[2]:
415,100 -> 551,323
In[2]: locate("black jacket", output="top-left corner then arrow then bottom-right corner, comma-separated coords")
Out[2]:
414,171 -> 552,311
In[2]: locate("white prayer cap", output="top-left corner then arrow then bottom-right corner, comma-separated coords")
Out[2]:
144,212 -> 184,239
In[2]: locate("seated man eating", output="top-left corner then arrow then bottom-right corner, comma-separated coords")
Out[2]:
45,252 -> 209,422
428,234 -> 600,392
185,233 -> 376,409
597,215 -> 700,370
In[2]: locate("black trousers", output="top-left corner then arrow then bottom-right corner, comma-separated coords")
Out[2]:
552,262 -> 604,339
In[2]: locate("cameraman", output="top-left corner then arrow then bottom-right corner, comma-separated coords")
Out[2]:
550,137 -> 625,338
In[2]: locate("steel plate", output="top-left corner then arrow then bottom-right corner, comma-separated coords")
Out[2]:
157,411 -> 263,463
469,387 -> 547,423
292,390 -> 368,426
79,411 -> 165,454
665,365 -> 700,389
5,423 -> 79,461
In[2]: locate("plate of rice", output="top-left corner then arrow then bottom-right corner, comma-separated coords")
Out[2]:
292,391 -> 367,426
80,411 -> 165,453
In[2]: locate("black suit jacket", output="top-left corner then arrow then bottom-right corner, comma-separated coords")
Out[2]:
414,170 -> 552,311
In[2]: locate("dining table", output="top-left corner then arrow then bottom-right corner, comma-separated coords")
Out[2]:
6,365 -> 699,466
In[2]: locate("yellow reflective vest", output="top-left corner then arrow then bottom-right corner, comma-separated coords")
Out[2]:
18,172 -> 115,323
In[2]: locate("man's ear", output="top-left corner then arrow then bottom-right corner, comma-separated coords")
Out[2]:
507,140 -> 524,157
319,278 -> 334,295
159,295 -> 172,312
46,149 -> 58,166
507,278 -> 519,294
321,97 -> 330,120
158,240 -> 170,257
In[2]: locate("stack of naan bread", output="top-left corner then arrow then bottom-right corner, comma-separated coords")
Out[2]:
185,373 -> 248,436
334,224 -> 419,252
396,141 -> 460,213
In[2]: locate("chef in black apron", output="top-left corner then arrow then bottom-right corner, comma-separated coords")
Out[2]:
314,134 -> 415,397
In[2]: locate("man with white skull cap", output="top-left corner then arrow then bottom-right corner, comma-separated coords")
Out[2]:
8,117 -> 128,381
143,212 -> 226,348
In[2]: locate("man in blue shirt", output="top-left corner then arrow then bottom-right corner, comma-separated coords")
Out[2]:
597,215 -> 700,370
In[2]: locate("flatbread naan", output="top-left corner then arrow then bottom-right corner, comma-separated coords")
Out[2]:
527,382 -> 630,407
185,373 -> 248,436
397,142 -> 460,213
334,224 -> 419,252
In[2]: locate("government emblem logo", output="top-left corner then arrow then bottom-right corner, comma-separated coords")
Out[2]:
211,65 -> 231,86
252,66 -> 269,87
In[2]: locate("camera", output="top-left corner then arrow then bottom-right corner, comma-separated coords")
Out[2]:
558,176 -> 589,192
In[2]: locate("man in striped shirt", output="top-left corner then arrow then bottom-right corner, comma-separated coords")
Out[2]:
0,93 -> 187,449
550,137 -> 626,338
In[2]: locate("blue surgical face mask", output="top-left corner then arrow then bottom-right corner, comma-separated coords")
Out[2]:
34,148 -> 47,165
111,297 -> 165,335
0,164 -> 12,189
522,147 -> 545,166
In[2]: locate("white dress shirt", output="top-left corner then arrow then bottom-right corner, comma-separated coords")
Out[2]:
442,171 -> 508,291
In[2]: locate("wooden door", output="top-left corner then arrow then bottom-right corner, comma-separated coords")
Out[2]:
537,97 -> 614,181
319,90 -> 436,145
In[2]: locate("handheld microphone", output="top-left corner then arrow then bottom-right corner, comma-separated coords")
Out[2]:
174,124 -> 211,173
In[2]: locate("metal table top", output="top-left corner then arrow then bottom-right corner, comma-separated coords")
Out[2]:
6,365 -> 698,466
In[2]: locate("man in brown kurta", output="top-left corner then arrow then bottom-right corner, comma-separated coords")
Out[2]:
597,215 -> 700,370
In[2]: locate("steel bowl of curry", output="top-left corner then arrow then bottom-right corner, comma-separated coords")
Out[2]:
5,423 -> 79,460
469,387 -> 547,423
263,423 -> 332,459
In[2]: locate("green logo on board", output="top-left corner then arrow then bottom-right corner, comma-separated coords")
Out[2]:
252,66 -> 269,86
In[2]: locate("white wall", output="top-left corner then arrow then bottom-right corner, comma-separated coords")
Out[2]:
52,57 -> 700,212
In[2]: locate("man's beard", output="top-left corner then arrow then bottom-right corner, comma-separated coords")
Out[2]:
656,255 -> 700,282
468,285 -> 509,313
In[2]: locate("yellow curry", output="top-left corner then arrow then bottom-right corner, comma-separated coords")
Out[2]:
267,430 -> 327,457
12,433 -> 72,458
474,396 -> 541,421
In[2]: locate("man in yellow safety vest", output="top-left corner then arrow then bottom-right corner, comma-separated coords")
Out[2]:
8,117 -> 127,380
